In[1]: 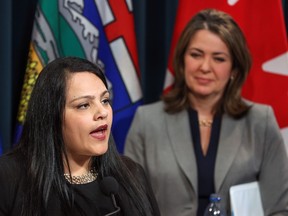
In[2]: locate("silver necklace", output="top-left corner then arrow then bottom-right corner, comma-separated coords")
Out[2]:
64,169 -> 98,184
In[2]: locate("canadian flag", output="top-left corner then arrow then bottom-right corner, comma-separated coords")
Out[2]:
164,0 -> 288,149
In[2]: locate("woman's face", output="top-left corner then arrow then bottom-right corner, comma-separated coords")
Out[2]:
184,29 -> 233,101
62,72 -> 112,162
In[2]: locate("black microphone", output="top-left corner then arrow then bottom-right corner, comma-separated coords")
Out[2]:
100,176 -> 121,216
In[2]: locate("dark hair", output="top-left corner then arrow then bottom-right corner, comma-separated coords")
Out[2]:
14,57 -> 153,215
162,8 -> 252,117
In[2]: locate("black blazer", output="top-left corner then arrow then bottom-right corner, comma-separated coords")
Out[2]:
0,153 -> 160,216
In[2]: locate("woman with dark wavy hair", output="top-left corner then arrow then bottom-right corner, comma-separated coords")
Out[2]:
125,9 -> 288,216
0,56 -> 160,216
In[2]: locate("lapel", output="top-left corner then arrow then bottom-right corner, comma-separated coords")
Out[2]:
165,110 -> 198,194
214,114 -> 245,192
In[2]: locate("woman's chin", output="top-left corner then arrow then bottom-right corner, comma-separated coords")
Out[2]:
91,145 -> 109,156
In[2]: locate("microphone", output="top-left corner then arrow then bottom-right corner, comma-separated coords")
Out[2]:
100,176 -> 121,216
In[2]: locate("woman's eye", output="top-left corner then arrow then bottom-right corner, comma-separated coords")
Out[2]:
77,103 -> 90,109
214,57 -> 225,62
190,53 -> 201,58
102,98 -> 111,105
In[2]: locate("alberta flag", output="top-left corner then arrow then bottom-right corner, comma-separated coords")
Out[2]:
15,0 -> 142,153
164,0 -> 288,150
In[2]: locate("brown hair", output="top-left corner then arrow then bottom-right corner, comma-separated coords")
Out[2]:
162,8 -> 252,118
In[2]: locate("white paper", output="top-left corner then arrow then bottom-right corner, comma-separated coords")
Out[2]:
229,181 -> 264,216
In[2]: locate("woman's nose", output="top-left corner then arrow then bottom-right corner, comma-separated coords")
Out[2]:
200,57 -> 211,73
94,105 -> 108,120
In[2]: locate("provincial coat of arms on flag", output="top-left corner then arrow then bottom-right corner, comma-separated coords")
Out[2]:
15,0 -> 142,153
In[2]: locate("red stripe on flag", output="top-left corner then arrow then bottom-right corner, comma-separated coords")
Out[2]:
104,0 -> 140,75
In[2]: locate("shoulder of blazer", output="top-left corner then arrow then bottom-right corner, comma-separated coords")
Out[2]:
137,100 -> 188,118
137,100 -> 164,113
243,99 -> 271,112
135,100 -> 167,122
246,101 -> 273,120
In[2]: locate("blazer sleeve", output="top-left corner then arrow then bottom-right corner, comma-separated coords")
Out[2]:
124,106 -> 146,167
258,106 -> 288,215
